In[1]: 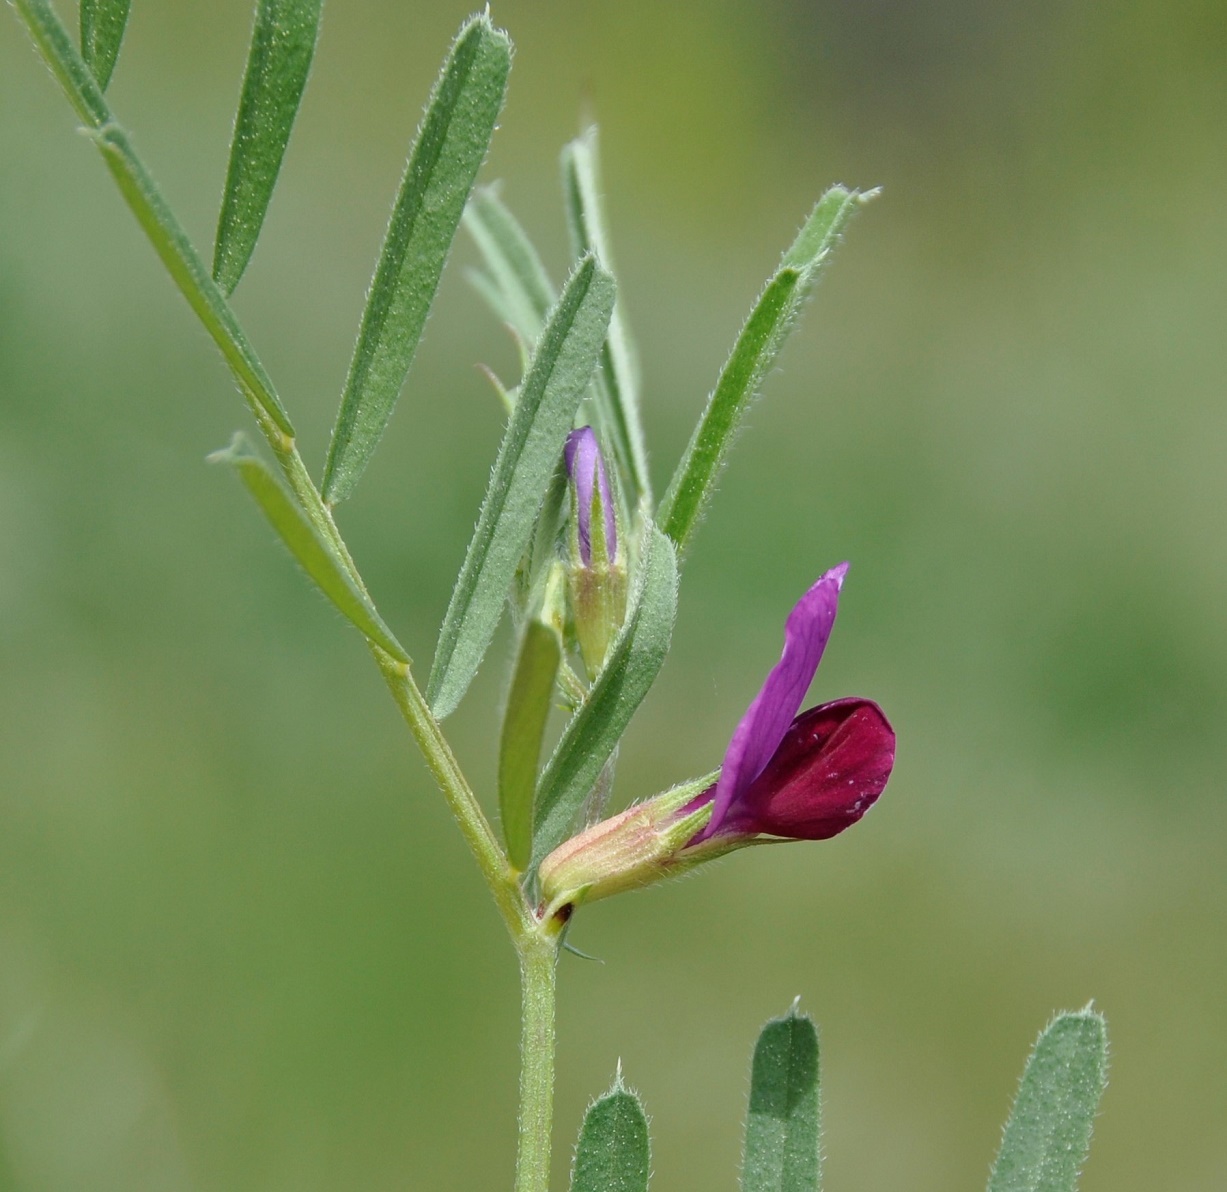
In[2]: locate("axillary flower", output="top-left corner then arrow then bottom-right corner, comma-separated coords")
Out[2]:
538,563 -> 895,918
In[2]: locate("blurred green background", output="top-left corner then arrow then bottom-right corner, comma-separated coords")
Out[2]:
2,0 -> 1225,1188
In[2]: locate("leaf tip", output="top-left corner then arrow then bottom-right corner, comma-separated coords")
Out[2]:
460,7 -> 513,57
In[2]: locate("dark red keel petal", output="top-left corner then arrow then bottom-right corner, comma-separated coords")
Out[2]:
723,698 -> 895,840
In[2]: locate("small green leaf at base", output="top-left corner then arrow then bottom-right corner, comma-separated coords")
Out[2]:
213,0 -> 324,295
322,13 -> 512,505
428,256 -> 615,720
742,1005 -> 821,1192
79,0 -> 130,90
572,1076 -> 651,1192
499,618 -> 562,870
987,1009 -> 1109,1192
531,521 -> 677,868
211,434 -> 408,663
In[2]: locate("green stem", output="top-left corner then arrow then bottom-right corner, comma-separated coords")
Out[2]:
379,642 -> 558,1189
12,0 -> 533,927
13,1 -> 560,1181
515,930 -> 559,1192
12,0 -> 524,934
373,648 -> 529,935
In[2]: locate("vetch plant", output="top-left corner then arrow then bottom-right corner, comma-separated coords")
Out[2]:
8,3 -> 1111,1188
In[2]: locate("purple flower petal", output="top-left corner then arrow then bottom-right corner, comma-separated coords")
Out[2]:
719,697 -> 895,839
564,426 -> 616,565
701,563 -> 848,837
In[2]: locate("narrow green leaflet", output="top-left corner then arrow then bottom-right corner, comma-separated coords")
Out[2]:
743,1006 -> 821,1192
94,125 -> 297,438
428,257 -> 616,719
211,434 -> 409,663
658,186 -> 875,558
79,0 -> 130,90
499,619 -> 561,870
531,522 -> 677,867
562,126 -> 651,504
13,0 -> 294,440
322,13 -> 512,504
464,185 -> 555,348
213,0 -> 324,295
572,1078 -> 651,1192
987,1010 -> 1109,1192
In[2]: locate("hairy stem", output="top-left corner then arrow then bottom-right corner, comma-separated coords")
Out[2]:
13,3 -> 556,1182
12,0 -> 528,932
374,648 -> 529,935
515,930 -> 559,1192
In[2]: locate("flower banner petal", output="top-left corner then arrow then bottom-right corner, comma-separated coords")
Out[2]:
706,563 -> 848,833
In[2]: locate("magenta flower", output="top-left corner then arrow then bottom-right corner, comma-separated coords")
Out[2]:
564,426 -> 617,565
687,562 -> 894,846
537,564 -> 895,916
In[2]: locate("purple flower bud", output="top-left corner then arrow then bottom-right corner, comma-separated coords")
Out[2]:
564,426 -> 625,677
564,426 -> 617,565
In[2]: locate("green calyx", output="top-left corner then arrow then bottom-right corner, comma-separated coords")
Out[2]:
537,772 -> 717,920
567,459 -> 628,678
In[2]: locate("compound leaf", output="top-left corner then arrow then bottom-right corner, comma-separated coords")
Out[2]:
499,617 -> 562,870
211,434 -> 408,663
464,184 -> 556,349
659,186 -> 875,558
79,0 -> 130,90
562,125 -> 651,504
